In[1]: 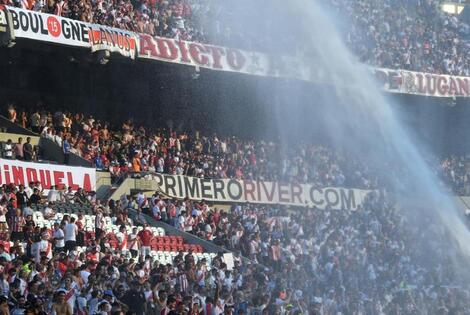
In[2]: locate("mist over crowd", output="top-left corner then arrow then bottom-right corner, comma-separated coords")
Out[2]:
1,0 -> 470,314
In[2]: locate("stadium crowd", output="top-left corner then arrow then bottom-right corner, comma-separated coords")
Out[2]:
0,179 -> 469,314
329,0 -> 470,76
4,105 -> 379,189
0,182 -> 240,315
3,0 -> 470,75
147,192 -> 470,314
1,0 -> 470,314
6,104 -> 470,197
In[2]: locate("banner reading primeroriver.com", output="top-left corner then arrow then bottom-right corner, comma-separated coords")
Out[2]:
0,159 -> 96,191
151,173 -> 371,210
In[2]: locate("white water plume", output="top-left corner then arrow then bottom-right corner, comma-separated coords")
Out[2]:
210,0 -> 470,278
285,0 -> 470,272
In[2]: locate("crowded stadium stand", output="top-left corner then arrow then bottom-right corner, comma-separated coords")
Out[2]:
2,0 -> 470,75
3,0 -> 470,314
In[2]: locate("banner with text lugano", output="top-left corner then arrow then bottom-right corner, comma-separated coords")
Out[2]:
150,173 -> 371,210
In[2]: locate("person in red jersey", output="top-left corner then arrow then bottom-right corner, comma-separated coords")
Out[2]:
137,222 -> 152,258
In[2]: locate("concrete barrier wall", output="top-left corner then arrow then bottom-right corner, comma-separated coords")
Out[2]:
38,138 -> 92,167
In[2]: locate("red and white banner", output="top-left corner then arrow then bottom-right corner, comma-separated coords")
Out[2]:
4,6 -> 470,98
89,25 -> 137,59
0,159 -> 96,191
138,34 -> 470,98
151,173 -> 371,210
138,34 -> 270,76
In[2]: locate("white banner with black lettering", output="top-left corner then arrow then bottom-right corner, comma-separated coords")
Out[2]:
0,159 -> 96,191
372,68 -> 470,97
5,6 -> 138,59
7,6 -> 90,47
150,173 -> 371,210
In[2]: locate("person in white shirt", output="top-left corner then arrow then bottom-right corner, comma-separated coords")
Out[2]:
54,131 -> 63,147
24,183 -> 34,199
3,139 -> 13,159
95,208 -> 105,240
53,223 -> 65,253
177,213 -> 185,231
65,187 -> 75,203
185,214 -> 195,233
47,186 -> 61,203
43,203 -> 55,219
136,192 -> 146,208
115,225 -> 128,253
128,227 -> 139,258
64,217 -> 78,252
0,202 -> 7,234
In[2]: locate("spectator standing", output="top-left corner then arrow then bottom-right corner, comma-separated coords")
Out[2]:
128,226 -> 139,258
132,153 -> 142,172
52,222 -> 65,253
47,186 -> 61,203
116,224 -> 128,253
13,137 -> 23,160
7,105 -> 16,123
0,202 -> 7,235
137,222 -> 152,258
61,276 -> 78,314
30,110 -> 40,133
15,185 -> 28,210
36,231 -> 52,262
23,137 -> 33,161
29,188 -> 42,205
19,112 -> 27,129
75,213 -> 85,247
3,139 -> 13,159
64,217 -> 78,252
95,208 -> 105,241
54,131 -> 63,148
8,209 -> 25,242
65,187 -> 75,203
63,135 -> 71,165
